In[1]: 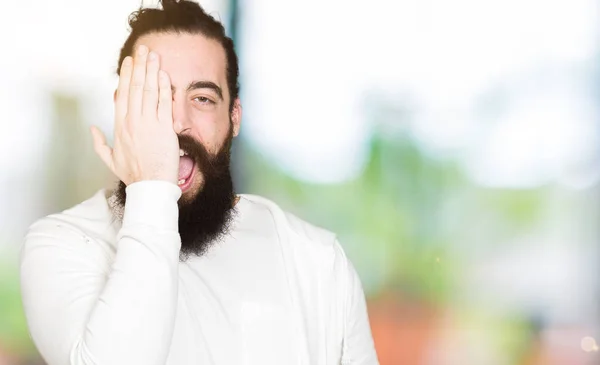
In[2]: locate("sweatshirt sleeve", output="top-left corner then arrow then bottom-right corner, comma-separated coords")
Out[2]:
20,181 -> 182,365
334,240 -> 380,365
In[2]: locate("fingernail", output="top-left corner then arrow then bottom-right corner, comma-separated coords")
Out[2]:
159,70 -> 167,79
123,56 -> 132,66
148,51 -> 157,61
137,45 -> 148,56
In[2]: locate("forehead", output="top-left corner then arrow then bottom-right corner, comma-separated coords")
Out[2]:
135,32 -> 227,95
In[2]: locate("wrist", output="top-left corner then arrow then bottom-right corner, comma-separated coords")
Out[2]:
122,180 -> 182,231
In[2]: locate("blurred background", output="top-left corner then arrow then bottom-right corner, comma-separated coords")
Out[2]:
1,0 -> 599,364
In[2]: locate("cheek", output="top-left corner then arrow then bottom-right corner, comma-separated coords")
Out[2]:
192,109 -> 231,153
190,112 -> 221,151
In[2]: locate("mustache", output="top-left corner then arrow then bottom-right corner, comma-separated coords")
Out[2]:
177,133 -> 231,178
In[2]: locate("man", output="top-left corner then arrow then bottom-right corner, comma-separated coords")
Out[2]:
19,1 -> 379,364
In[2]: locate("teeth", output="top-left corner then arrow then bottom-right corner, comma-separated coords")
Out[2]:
179,149 -> 184,157
178,179 -> 185,185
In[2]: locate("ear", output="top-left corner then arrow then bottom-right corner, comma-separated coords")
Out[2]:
230,98 -> 242,137
113,89 -> 118,102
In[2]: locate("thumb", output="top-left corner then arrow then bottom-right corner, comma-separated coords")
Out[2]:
90,125 -> 114,171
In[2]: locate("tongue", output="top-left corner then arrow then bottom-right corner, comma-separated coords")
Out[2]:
178,156 -> 194,181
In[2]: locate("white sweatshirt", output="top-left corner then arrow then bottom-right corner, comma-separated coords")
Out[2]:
19,181 -> 379,365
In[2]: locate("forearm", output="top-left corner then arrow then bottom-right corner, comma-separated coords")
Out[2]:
72,181 -> 182,365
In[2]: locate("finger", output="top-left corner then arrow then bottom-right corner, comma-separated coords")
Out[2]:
90,126 -> 114,171
142,51 -> 160,117
128,45 -> 149,120
115,56 -> 133,125
157,70 -> 173,125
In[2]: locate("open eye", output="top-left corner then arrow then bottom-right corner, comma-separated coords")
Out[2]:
194,96 -> 214,104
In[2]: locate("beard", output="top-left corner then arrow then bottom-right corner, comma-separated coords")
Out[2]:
111,125 -> 237,261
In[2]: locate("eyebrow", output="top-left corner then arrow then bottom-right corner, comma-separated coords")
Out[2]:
170,80 -> 224,101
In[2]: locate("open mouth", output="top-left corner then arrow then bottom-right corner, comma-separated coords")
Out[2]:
178,148 -> 196,193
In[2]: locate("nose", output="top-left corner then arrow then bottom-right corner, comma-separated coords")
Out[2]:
172,97 -> 192,135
